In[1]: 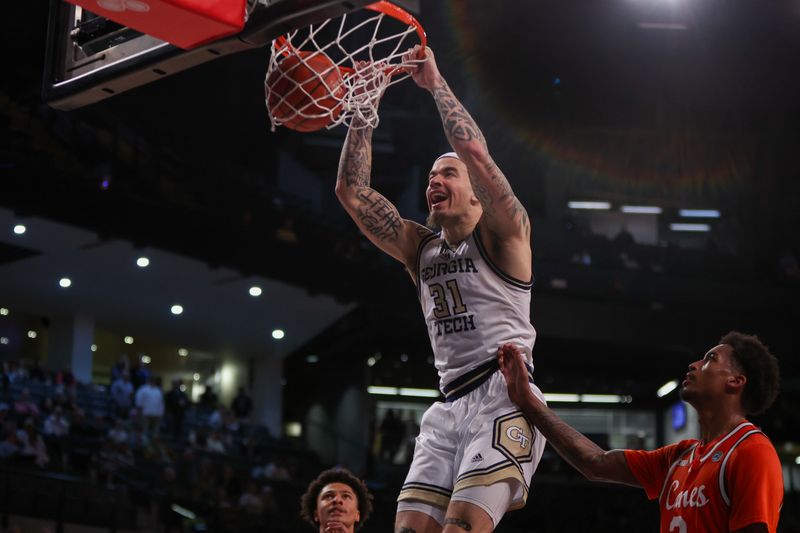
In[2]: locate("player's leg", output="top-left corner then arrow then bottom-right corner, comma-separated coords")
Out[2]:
445,373 -> 547,531
395,508 -> 445,533
443,482 -> 515,532
395,402 -> 459,533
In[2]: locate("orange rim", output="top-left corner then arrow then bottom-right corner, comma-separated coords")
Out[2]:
272,1 -> 427,77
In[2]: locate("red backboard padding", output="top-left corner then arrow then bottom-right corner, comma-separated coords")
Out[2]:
66,0 -> 247,50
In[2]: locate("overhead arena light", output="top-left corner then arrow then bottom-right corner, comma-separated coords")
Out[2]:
544,393 -> 632,404
679,209 -> 720,218
399,387 -> 440,398
657,379 -> 679,398
136,256 -> 150,268
621,205 -> 662,214
568,201 -> 611,210
670,223 -> 710,232
367,386 -> 399,396
0,307 -> 8,316
13,224 -> 26,235
581,394 -> 630,404
544,393 -> 581,403
367,386 -> 440,398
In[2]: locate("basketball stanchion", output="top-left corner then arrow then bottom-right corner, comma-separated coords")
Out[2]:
264,1 -> 427,132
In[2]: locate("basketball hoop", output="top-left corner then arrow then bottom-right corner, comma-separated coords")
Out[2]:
264,1 -> 427,132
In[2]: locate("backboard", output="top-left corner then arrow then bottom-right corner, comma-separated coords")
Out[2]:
42,0 -> 382,110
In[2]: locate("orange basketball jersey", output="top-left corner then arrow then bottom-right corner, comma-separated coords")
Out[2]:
625,421 -> 783,533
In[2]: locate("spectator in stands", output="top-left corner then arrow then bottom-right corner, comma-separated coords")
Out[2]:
130,359 -> 150,391
239,481 -> 264,515
189,428 -> 208,450
110,370 -> 134,419
220,464 -> 241,499
39,396 -> 54,417
43,405 -> 70,437
108,418 -> 129,445
16,417 -> 48,467
111,353 -> 130,383
53,391 -> 77,415
128,421 -> 151,451
136,376 -> 164,438
164,378 -> 189,438
208,403 -> 226,430
145,435 -> 174,464
207,429 -> 226,454
264,457 -> 291,482
216,486 -> 234,509
200,386 -> 218,411
378,409 -> 403,462
28,359 -> 46,382
300,468 -> 373,533
7,360 -> 28,384
95,439 -> 134,489
0,418 -> 20,459
223,408 -> 240,433
54,367 -> 76,392
0,362 -> 10,391
13,388 -> 40,420
231,387 -> 253,419
193,457 -> 218,501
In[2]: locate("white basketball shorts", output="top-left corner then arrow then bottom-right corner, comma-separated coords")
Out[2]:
397,367 -> 546,517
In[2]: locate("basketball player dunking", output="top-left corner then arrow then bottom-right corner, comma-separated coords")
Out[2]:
498,332 -> 783,533
335,46 -> 545,533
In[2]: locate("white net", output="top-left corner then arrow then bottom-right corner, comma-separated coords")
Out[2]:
265,2 -> 425,132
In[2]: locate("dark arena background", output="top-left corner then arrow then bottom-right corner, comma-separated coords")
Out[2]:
2,0 -> 799,531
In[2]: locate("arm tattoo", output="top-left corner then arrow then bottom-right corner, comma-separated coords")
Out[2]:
356,188 -> 402,242
431,80 -> 486,147
444,518 -> 472,531
431,80 -> 530,234
337,125 -> 372,188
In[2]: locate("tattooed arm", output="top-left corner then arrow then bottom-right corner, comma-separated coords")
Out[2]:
335,121 -> 431,270
498,343 -> 640,486
403,46 -> 530,243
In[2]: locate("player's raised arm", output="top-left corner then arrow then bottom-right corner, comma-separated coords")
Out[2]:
498,343 -> 640,487
335,117 -> 431,271
403,46 -> 530,242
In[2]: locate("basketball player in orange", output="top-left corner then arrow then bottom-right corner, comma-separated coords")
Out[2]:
335,45 -> 545,532
498,332 -> 783,533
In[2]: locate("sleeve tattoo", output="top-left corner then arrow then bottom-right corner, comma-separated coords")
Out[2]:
431,81 -> 530,233
337,125 -> 372,188
356,188 -> 402,242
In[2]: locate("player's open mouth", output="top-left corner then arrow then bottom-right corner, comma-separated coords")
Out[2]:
430,192 -> 448,209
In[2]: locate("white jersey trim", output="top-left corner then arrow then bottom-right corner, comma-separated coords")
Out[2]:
473,226 -> 533,290
718,428 -> 762,507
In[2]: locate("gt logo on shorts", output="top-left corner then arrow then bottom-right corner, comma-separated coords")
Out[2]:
493,413 -> 535,463
506,426 -> 530,449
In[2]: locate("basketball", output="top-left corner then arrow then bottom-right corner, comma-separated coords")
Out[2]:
266,51 -> 345,132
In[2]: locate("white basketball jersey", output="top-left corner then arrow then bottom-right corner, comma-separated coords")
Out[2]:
415,227 -> 536,390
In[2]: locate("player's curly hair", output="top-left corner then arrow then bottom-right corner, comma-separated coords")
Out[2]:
300,468 -> 373,530
720,331 -> 780,415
